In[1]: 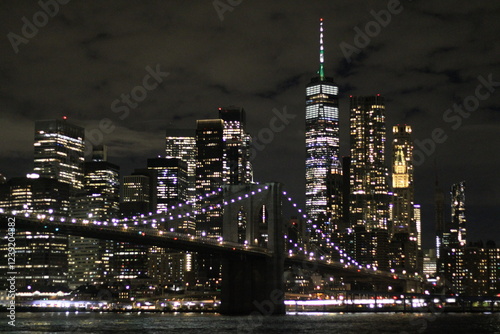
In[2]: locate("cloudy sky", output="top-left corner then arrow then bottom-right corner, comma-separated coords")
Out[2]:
1,0 -> 499,248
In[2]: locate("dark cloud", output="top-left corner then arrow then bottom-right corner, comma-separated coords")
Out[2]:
1,0 -> 499,248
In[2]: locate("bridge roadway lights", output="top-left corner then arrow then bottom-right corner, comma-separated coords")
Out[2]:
220,182 -> 285,315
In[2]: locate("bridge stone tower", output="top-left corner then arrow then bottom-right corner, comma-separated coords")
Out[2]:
220,182 -> 285,315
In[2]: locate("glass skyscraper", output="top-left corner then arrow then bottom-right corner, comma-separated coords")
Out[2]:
305,18 -> 340,234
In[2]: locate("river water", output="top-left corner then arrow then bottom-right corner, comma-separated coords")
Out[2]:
3,312 -> 500,333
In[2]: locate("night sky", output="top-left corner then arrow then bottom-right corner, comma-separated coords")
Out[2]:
1,1 -> 499,249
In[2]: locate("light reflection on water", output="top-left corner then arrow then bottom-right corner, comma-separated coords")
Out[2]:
2,311 -> 500,334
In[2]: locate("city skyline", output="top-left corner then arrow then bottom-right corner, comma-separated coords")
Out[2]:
1,1 -> 499,249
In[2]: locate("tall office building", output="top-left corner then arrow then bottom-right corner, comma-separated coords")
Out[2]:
391,125 -> 415,234
116,168 -> 157,283
194,108 -> 252,237
166,129 -> 196,203
147,158 -> 188,212
148,249 -> 195,287
3,118 -> 85,290
195,119 -> 225,237
463,243 -> 500,296
150,143 -> 197,288
440,240 -> 500,297
349,95 -> 389,231
422,249 -> 437,277
194,109 -> 252,292
450,181 -> 467,247
34,118 -> 85,194
196,119 -> 224,190
305,18 -> 341,235
34,118 -> 85,279
0,176 -> 70,289
68,146 -> 119,288
219,107 -> 253,185
0,176 -> 71,215
114,242 -> 149,281
354,225 -> 389,271
349,95 -> 390,270
389,125 -> 420,274
74,146 -> 120,220
440,181 -> 467,295
120,169 -> 157,216
147,158 -> 188,287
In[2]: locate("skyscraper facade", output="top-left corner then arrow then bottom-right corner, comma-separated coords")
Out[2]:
75,146 -> 120,220
166,129 -> 196,203
117,168 -> 157,284
68,146 -> 119,288
305,18 -> 340,234
0,176 -> 70,288
450,181 -> 467,247
194,109 -> 252,292
349,95 -> 389,231
34,119 -> 85,194
195,109 -> 252,238
391,125 -> 415,234
440,181 -> 467,295
147,157 -> 191,288
120,169 -> 157,216
6,118 -> 86,290
147,158 -> 188,212
219,107 -> 252,185
195,119 -> 225,237
389,125 -> 420,273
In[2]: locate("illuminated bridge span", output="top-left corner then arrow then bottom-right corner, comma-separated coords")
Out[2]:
4,212 -> 270,258
0,182 -> 421,315
3,213 -> 405,280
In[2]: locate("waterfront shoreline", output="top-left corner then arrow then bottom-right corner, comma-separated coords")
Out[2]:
1,306 -> 499,314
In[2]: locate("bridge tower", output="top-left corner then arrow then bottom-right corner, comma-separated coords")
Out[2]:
220,182 -> 285,315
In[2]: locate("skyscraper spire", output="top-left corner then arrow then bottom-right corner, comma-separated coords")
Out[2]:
319,18 -> 325,80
